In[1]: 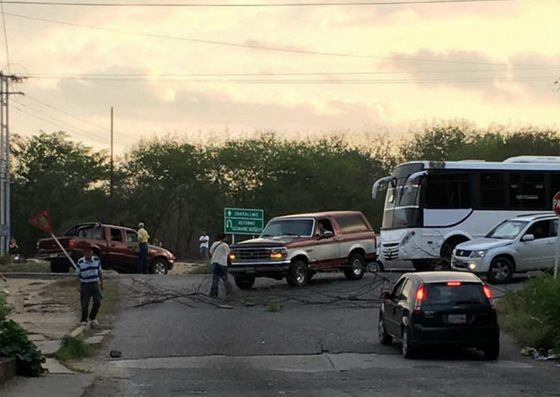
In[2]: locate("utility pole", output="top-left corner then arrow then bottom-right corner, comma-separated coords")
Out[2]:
110,107 -> 114,197
0,72 -> 24,255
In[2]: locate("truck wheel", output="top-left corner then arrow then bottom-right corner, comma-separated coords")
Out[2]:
344,253 -> 365,280
50,261 -> 70,273
287,260 -> 308,287
151,258 -> 168,275
234,276 -> 255,290
487,257 -> 514,284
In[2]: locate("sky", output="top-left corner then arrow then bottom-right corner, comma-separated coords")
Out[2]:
1,0 -> 559,153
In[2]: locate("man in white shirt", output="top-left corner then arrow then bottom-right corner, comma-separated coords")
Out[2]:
209,233 -> 233,298
199,232 -> 210,261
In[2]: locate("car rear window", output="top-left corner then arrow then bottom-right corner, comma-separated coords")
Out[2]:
424,282 -> 487,306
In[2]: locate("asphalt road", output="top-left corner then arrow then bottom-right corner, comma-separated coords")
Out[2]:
86,271 -> 560,397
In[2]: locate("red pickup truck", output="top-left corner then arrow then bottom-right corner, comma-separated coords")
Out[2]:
37,222 -> 175,274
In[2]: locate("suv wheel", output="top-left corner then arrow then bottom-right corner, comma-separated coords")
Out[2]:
482,341 -> 500,360
234,276 -> 255,290
287,260 -> 308,287
402,328 -> 417,359
151,258 -> 168,275
344,253 -> 365,280
487,257 -> 514,284
378,316 -> 393,346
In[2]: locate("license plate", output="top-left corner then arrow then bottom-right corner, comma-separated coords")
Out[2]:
448,314 -> 467,324
50,253 -> 58,258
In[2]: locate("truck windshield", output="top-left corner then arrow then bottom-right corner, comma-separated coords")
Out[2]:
261,219 -> 314,238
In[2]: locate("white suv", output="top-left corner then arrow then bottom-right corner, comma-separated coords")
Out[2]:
451,214 -> 558,284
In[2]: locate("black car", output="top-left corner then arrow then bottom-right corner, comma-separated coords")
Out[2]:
378,271 -> 500,360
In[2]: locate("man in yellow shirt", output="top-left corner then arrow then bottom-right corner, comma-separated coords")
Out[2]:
137,222 -> 150,274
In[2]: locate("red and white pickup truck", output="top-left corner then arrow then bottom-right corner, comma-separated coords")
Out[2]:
37,222 -> 175,274
229,211 -> 377,289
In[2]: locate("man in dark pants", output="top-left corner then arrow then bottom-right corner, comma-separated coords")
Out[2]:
209,233 -> 233,298
137,222 -> 150,274
76,246 -> 103,327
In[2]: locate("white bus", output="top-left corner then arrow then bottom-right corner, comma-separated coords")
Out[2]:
372,156 -> 560,271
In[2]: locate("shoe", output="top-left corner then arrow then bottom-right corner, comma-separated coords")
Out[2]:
80,321 -> 88,327
90,319 -> 100,328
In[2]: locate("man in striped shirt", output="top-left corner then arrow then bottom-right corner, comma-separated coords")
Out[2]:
76,246 -> 103,327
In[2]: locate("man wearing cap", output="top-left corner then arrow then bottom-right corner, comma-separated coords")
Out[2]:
137,222 -> 150,274
76,246 -> 103,327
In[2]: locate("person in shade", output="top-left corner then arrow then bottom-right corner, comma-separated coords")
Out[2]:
76,245 -> 103,327
137,222 -> 150,274
209,233 -> 233,299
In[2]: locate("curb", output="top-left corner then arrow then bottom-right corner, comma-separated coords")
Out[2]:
0,357 -> 17,384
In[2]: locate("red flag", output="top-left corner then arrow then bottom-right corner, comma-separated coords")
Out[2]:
28,209 -> 52,234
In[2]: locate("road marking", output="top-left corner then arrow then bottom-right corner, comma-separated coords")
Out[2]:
112,353 -> 532,373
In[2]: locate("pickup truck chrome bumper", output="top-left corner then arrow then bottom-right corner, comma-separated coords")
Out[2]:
229,261 -> 291,275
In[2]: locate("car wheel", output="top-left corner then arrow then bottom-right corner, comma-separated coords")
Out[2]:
344,253 -> 366,280
234,276 -> 255,290
402,328 -> 417,359
287,260 -> 308,287
368,260 -> 384,273
378,316 -> 393,346
50,260 -> 70,273
482,341 -> 500,360
151,258 -> 168,275
487,257 -> 514,284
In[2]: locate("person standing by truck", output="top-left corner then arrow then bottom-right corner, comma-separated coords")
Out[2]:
76,245 -> 103,327
209,233 -> 233,299
137,222 -> 150,274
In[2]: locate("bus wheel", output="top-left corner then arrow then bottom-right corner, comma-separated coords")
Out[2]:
412,260 -> 436,272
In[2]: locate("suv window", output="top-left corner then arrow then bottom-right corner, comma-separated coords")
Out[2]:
425,283 -> 486,306
335,214 -> 369,234
126,231 -> 139,244
110,228 -> 123,242
525,220 -> 554,240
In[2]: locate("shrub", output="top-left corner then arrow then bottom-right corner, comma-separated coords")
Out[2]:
0,297 -> 46,376
265,299 -> 282,313
499,275 -> 560,353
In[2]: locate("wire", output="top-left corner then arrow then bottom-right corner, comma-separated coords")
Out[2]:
5,11 -> 557,67
23,65 -> 560,78
0,0 -> 520,7
0,1 -> 11,73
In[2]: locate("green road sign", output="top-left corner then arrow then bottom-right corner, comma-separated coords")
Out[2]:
224,208 -> 264,235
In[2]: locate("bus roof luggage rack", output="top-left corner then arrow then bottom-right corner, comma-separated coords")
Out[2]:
504,156 -> 560,164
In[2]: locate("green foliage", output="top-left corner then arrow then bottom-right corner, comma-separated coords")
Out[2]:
0,254 -> 12,266
0,297 -> 46,376
265,299 -> 282,313
499,275 -> 560,353
55,336 -> 91,361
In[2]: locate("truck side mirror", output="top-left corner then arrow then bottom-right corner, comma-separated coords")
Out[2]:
322,231 -> 334,239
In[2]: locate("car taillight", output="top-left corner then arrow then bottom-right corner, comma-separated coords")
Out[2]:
68,239 -> 75,249
482,284 -> 496,310
447,281 -> 462,286
414,285 -> 425,312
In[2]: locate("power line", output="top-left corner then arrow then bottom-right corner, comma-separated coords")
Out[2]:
12,99 -> 133,146
0,0 -> 520,7
5,11 -> 557,67
0,1 -> 11,73
23,65 -> 560,79
22,76 -> 560,84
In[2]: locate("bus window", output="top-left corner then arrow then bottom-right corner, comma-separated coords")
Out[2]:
480,173 -> 505,208
509,173 -> 546,209
425,174 -> 471,209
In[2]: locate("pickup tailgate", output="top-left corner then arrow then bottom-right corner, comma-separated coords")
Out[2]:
37,237 -> 76,259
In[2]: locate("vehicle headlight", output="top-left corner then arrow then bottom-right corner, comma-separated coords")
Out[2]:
270,248 -> 288,259
470,250 -> 487,258
468,263 -> 477,270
